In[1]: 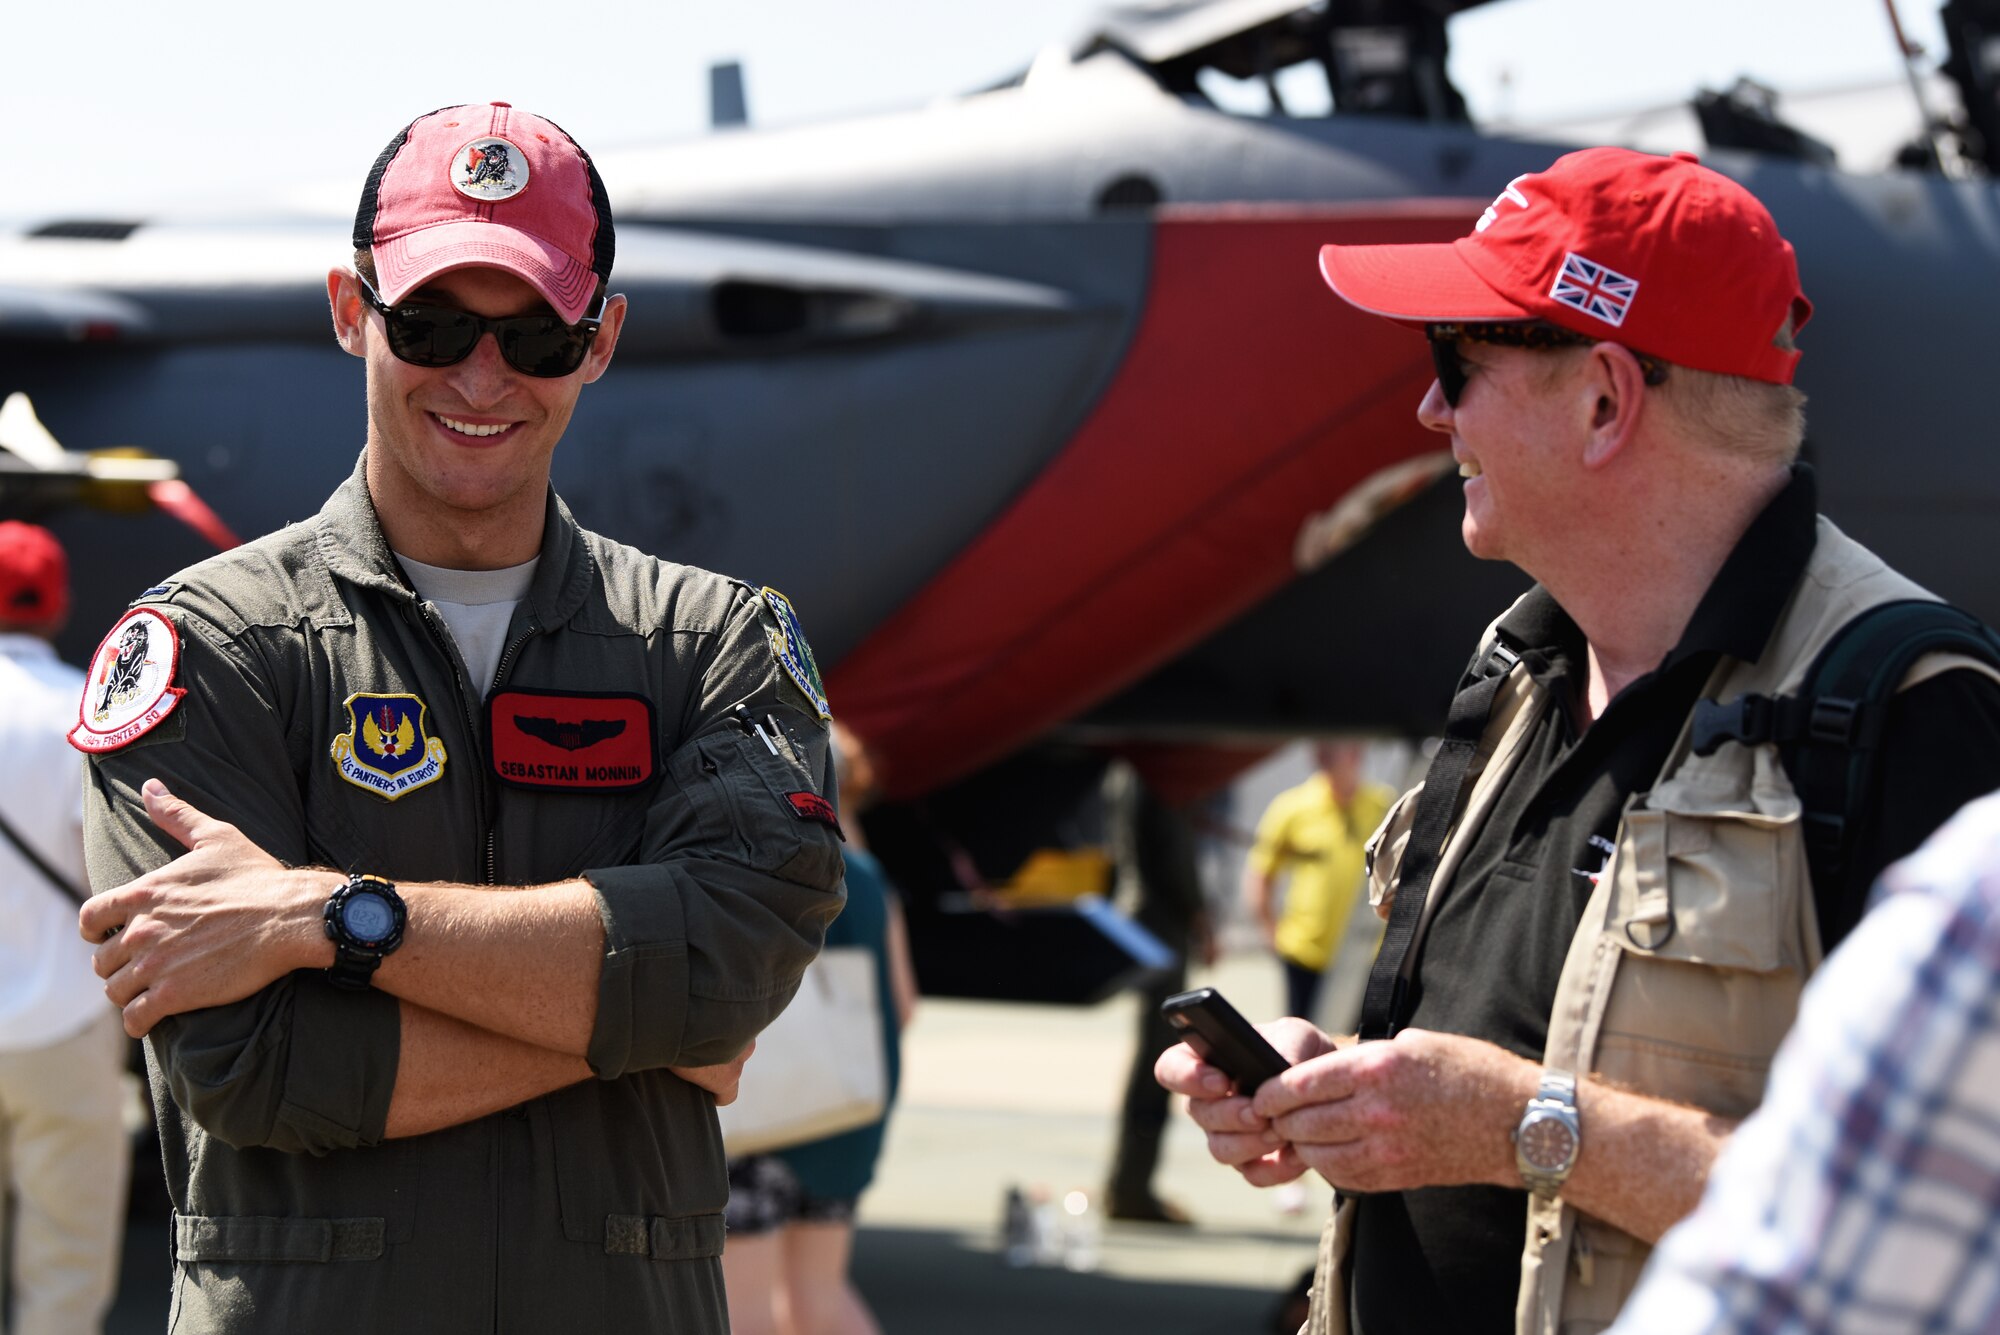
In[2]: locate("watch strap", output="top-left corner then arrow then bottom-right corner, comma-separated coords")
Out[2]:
1516,1067 -> 1581,1197
323,873 -> 405,992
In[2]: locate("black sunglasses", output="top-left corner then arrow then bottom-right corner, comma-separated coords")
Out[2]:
356,273 -> 607,378
1425,321 -> 1668,407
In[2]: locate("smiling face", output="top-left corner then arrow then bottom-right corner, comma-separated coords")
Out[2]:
329,263 -> 624,566
1417,338 -> 1588,571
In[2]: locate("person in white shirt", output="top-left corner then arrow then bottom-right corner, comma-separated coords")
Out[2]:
0,521 -> 129,1334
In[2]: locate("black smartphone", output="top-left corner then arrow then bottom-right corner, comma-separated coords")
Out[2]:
1159,987 -> 1292,1092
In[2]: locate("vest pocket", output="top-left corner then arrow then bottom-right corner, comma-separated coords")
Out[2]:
1606,805 -> 1799,972
1596,795 -> 1813,1119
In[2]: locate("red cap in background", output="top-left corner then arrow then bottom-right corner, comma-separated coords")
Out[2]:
353,102 -> 615,325
0,521 -> 70,631
1318,147 -> 1813,385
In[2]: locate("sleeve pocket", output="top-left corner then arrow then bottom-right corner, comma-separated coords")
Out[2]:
691,726 -> 842,888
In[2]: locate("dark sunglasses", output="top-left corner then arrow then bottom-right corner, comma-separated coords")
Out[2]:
356,273 -> 607,378
1426,321 -> 1669,407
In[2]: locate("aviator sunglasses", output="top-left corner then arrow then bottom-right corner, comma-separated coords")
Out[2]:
1426,321 -> 1669,407
356,273 -> 608,378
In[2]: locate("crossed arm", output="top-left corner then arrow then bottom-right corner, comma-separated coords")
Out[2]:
1156,1018 -> 1736,1245
80,778 -> 747,1139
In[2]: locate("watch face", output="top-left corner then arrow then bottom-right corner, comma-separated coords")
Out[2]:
1518,1113 -> 1578,1173
341,891 -> 397,944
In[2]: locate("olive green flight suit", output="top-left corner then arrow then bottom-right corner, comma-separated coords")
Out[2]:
79,456 -> 845,1334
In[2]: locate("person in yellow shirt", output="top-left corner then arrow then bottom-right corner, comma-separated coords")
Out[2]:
1243,741 -> 1394,1024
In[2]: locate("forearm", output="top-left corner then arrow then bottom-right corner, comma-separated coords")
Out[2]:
372,880 -> 605,1056
269,868 -> 607,1056
384,1001 -> 593,1139
1561,1079 -> 1736,1244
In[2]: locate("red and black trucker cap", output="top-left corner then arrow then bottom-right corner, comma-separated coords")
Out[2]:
352,102 -> 615,325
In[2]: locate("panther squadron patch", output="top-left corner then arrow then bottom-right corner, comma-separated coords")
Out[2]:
331,693 -> 448,800
69,607 -> 186,753
761,587 -> 831,722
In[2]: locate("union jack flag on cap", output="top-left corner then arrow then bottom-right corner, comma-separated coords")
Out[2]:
1549,252 -> 1637,328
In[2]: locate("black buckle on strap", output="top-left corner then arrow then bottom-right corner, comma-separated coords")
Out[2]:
1690,694 -> 1774,756
1807,696 -> 1862,746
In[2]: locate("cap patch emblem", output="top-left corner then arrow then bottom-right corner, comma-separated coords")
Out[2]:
451,137 -> 529,202
488,689 -> 656,792
761,587 -> 831,722
332,693 -> 447,800
1550,252 -> 1637,328
1475,174 -> 1532,233
69,607 -> 186,753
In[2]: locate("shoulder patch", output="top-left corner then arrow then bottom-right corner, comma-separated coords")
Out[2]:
70,608 -> 187,753
760,586 -> 831,722
331,693 -> 448,800
131,581 -> 180,604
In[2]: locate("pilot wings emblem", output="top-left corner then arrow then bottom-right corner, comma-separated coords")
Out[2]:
513,716 -> 626,752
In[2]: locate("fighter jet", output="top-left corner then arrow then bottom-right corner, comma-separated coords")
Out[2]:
7,0 -> 1999,999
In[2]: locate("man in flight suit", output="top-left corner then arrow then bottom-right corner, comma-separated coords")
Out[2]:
71,103 -> 845,1334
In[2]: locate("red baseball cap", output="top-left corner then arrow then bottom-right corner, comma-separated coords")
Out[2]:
1319,147 -> 1813,385
353,103 -> 615,325
0,521 -> 69,631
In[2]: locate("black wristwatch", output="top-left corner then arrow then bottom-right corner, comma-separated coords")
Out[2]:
323,873 -> 407,991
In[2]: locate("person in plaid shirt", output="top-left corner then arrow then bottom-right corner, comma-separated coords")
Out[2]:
1611,788 -> 2000,1334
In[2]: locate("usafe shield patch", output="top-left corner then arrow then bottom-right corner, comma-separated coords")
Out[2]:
69,607 -> 187,753
761,587 -> 831,722
488,689 -> 655,792
331,693 -> 448,800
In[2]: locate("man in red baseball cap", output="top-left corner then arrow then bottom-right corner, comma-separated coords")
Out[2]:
0,521 -> 133,1335
1160,147 -> 2000,1335
72,105 -> 846,1335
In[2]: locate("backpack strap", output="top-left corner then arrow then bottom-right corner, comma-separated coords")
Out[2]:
1690,599 -> 2000,903
1357,636 -> 1521,1041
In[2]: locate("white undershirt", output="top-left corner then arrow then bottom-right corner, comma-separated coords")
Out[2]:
395,553 -> 539,698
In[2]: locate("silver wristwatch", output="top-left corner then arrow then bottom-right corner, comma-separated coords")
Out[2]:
1512,1069 -> 1581,1198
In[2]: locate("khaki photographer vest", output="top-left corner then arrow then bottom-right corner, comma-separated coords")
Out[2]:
1305,518 -> 2000,1335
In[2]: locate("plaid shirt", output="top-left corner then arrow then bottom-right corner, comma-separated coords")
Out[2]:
1611,789 -> 2000,1334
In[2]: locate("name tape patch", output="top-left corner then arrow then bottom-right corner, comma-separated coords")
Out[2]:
70,607 -> 187,753
489,689 -> 655,792
786,790 -> 846,841
332,693 -> 448,800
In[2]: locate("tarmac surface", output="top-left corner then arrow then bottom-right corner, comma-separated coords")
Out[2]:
105,948 -> 1336,1334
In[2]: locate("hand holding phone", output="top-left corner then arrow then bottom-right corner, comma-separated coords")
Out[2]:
1160,987 -> 1292,1094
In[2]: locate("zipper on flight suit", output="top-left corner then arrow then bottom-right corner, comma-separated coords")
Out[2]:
481,620 -> 539,885
407,601 -> 497,881
405,598 -> 543,885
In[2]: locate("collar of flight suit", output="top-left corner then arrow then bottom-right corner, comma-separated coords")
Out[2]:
312,449 -> 598,634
